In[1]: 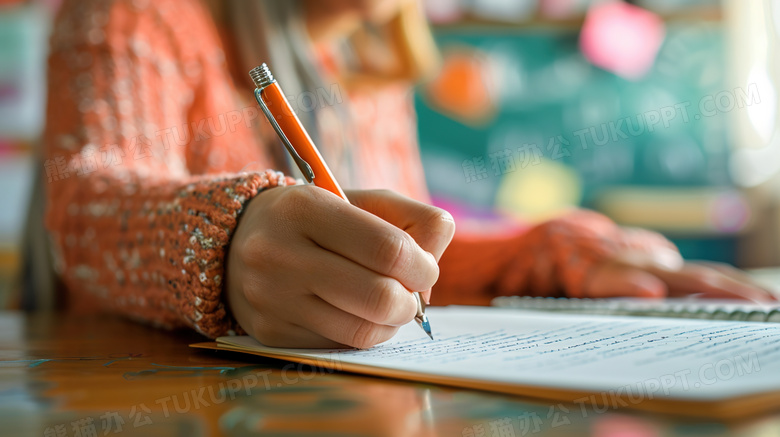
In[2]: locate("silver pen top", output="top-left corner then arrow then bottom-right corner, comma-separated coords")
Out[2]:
250,64 -> 315,183
249,63 -> 275,89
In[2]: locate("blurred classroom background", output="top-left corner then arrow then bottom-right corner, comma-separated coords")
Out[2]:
1,0 -> 779,306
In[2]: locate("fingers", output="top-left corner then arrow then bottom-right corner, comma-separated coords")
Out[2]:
617,247 -> 684,272
584,262 -> 668,299
303,246 -> 418,326
249,318 -> 346,349
292,294 -> 400,349
692,261 -> 777,301
618,228 -> 684,271
226,275 -> 341,348
582,260 -> 775,302
296,187 -> 440,292
647,264 -> 776,302
346,189 -> 455,307
420,288 -> 432,305
229,262 -> 401,349
346,189 -> 456,262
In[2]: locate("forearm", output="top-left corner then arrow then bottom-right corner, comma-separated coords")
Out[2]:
432,232 -> 524,306
47,168 -> 293,337
44,0 -> 291,337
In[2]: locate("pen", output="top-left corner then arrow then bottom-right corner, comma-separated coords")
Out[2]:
249,63 -> 434,340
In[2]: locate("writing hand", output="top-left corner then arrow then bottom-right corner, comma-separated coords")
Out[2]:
226,186 -> 454,348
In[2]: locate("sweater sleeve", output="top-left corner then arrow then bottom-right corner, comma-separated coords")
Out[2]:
43,0 -> 292,337
433,210 -> 680,305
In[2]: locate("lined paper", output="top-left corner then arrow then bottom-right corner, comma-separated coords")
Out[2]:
219,306 -> 780,400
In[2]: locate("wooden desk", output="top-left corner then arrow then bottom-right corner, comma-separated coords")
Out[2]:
2,312 -> 780,437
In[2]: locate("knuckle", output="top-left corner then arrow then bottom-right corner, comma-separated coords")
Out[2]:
234,232 -> 262,263
269,186 -> 325,234
364,278 -> 398,323
432,208 -> 456,237
240,274 -> 274,310
375,232 -> 411,276
278,186 -> 314,218
238,278 -> 257,304
249,315 -> 282,346
421,205 -> 450,223
236,233 -> 276,265
375,188 -> 394,198
349,319 -> 383,349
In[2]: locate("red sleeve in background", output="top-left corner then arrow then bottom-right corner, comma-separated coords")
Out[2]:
434,210 -> 679,306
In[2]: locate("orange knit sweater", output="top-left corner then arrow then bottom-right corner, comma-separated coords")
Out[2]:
43,0 -> 677,338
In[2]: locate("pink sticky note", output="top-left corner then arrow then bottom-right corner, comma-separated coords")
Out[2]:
579,1 -> 665,80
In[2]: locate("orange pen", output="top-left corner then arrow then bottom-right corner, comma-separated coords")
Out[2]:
249,64 -> 347,200
249,63 -> 433,340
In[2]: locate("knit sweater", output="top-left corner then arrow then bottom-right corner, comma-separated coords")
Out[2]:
43,0 -> 677,338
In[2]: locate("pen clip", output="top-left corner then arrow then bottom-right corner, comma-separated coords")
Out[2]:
254,88 -> 315,183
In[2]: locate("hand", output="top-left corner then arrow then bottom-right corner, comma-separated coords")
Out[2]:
583,250 -> 777,302
226,186 -> 455,348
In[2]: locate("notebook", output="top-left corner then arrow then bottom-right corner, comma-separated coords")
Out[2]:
192,306 -> 780,419
491,296 -> 780,322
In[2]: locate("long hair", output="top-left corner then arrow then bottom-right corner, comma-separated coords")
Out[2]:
216,0 -> 354,183
207,0 -> 439,184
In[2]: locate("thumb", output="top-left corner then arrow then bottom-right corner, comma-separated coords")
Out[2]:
347,189 -> 456,261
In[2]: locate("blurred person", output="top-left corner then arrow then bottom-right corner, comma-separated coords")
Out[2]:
42,0 -> 773,348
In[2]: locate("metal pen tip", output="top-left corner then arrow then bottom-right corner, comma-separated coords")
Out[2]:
418,315 -> 434,340
413,292 -> 433,340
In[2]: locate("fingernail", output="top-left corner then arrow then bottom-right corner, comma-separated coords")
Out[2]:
652,248 -> 684,271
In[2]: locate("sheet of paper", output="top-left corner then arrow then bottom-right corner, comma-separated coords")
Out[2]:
494,296 -> 780,311
218,306 -> 780,400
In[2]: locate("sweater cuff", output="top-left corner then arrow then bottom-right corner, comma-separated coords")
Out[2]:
175,170 -> 294,338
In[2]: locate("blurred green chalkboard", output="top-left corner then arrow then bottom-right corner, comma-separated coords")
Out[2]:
415,24 -> 745,263
416,25 -> 732,208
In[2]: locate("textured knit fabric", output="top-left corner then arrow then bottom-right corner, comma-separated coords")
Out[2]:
43,0 -> 295,337
43,0 -> 678,337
